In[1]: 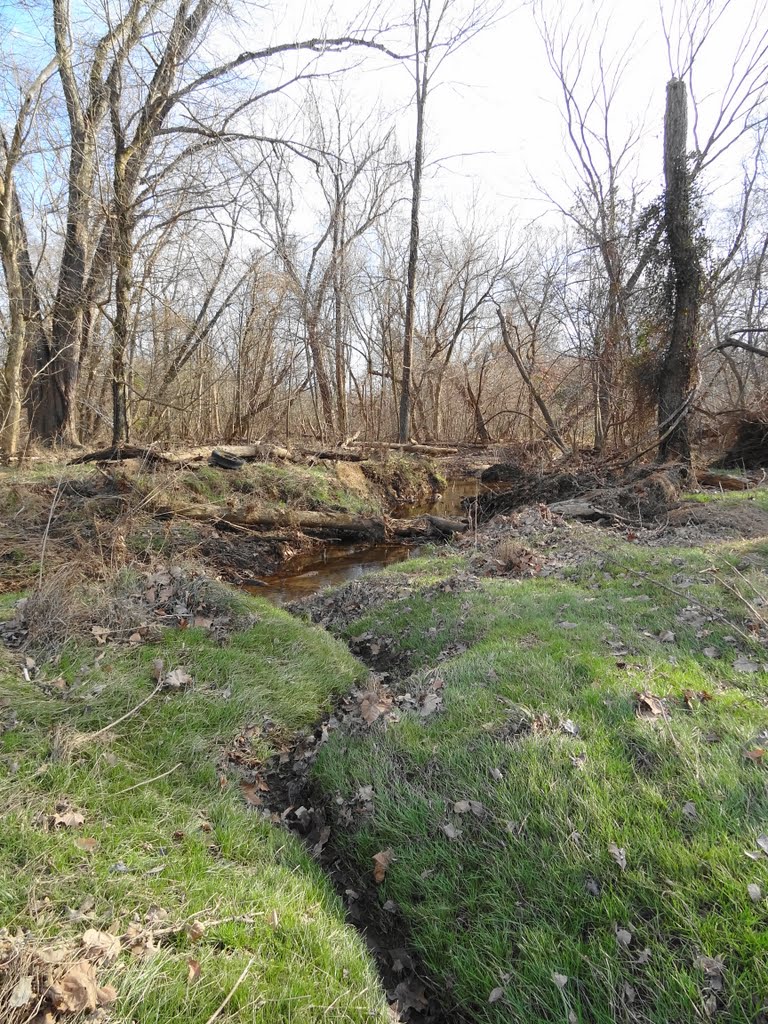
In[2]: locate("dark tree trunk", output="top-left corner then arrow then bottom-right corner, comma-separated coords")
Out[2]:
658,78 -> 701,463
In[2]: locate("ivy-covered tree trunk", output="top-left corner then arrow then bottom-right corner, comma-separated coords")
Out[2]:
658,78 -> 701,464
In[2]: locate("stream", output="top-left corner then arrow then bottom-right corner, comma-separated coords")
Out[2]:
245,477 -> 488,604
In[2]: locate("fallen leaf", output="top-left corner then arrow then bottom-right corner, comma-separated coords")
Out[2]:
51,810 -> 84,829
635,691 -> 664,718
441,822 -> 463,840
558,621 -> 578,630
616,928 -> 632,947
488,987 -> 505,1003
9,975 -> 34,1008
267,909 -> 279,928
48,960 -> 117,1013
622,981 -> 636,1003
748,883 -> 761,902
187,959 -> 201,983
635,947 -> 652,965
82,928 -> 121,962
453,800 -> 472,814
734,655 -> 759,673
702,647 -> 718,659
552,972 -> 568,989
162,667 -> 193,690
757,834 -> 768,854
186,921 -> 206,941
420,692 -> 443,717
312,825 -> 331,857
239,781 -> 263,806
91,626 -> 110,645
359,691 -> 392,726
561,718 -> 580,736
659,630 -> 676,643
74,837 -> 98,852
608,843 -> 627,871
682,801 -> 698,821
745,748 -> 765,763
373,848 -> 395,883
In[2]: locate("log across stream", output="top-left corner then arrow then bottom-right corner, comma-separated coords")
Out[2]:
245,477 -> 489,604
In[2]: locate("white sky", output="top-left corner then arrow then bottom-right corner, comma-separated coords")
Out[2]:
262,0 -> 766,229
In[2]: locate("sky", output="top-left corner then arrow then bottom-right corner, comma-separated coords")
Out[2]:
2,0 -> 765,240
262,0 -> 767,228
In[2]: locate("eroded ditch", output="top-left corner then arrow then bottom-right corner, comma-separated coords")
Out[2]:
239,478 -> 491,1021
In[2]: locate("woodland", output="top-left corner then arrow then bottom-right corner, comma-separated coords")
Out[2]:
0,0 -> 765,464
2,3 -> 768,1024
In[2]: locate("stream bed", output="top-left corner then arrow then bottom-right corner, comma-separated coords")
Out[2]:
245,477 -> 489,604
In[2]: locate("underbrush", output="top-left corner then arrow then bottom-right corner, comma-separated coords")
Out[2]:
313,536 -> 768,1023
0,593 -> 386,1023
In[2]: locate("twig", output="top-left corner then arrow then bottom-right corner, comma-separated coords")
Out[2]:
203,957 -> 254,1024
624,567 -> 752,643
112,762 -> 182,795
89,683 -> 164,739
39,476 -> 64,585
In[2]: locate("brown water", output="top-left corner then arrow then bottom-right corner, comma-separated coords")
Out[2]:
244,477 -> 488,604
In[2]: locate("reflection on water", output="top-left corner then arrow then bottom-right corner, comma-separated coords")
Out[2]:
244,476 -> 490,605
243,543 -> 413,604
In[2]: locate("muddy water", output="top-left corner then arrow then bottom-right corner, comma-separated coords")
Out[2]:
245,477 -> 488,604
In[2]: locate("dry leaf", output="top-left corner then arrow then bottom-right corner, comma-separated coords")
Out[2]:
682,801 -> 698,821
420,692 -> 443,717
9,975 -> 34,1008
734,656 -> 759,673
186,921 -> 206,941
659,630 -> 676,643
239,781 -> 262,806
702,647 -> 718,659
48,960 -> 117,1013
187,959 -> 201,983
757,834 -> 768,854
441,822 -> 463,840
745,748 -> 765,763
75,837 -> 98,852
748,883 -> 761,902
162,667 -> 193,690
373,848 -> 395,883
488,987 -> 505,1003
561,718 -> 580,736
616,928 -> 632,947
82,928 -> 121,962
453,800 -> 471,814
52,810 -> 84,829
267,909 -> 279,929
608,843 -> 627,871
635,692 -> 664,718
552,972 -> 568,989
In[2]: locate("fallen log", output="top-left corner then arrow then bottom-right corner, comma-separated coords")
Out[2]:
351,441 -> 459,456
697,471 -> 752,491
69,445 -> 173,466
146,497 -> 466,540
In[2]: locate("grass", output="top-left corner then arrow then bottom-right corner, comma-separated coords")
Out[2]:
313,533 -> 768,1023
686,487 -> 768,511
0,593 -> 387,1023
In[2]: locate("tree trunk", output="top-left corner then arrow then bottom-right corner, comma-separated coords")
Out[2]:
399,54 -> 427,443
658,78 -> 701,463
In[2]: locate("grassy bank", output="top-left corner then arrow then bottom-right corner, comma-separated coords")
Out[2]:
312,525 -> 768,1022
0,589 -> 387,1023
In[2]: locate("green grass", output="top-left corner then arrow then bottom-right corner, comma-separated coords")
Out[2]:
313,537 -> 768,1023
686,487 -> 768,511
0,595 -> 387,1023
176,463 -> 379,516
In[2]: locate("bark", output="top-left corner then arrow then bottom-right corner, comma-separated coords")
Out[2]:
399,33 -> 428,443
658,79 -> 701,464
496,306 -> 567,452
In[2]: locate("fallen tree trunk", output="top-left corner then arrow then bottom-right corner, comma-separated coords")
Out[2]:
146,497 -> 467,540
69,445 -> 173,465
350,441 -> 459,456
697,472 -> 753,491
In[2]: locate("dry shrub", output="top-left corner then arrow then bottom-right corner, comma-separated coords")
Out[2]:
493,538 -> 540,576
14,562 -> 244,655
718,411 -> 768,470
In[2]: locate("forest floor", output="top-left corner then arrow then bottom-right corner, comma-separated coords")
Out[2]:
1,453 -> 767,1023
